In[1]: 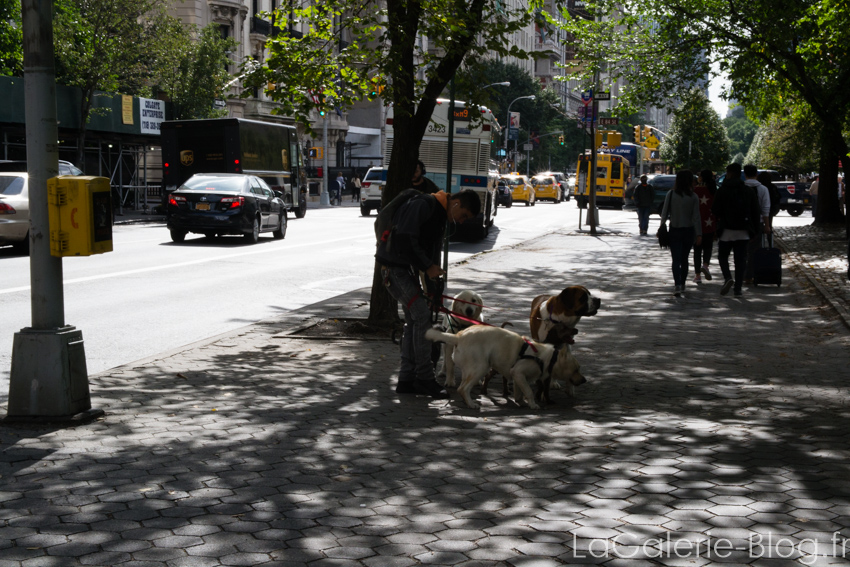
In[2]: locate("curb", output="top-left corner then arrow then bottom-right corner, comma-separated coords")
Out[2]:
774,233 -> 850,331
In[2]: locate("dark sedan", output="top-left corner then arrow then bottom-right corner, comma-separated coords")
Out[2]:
495,179 -> 513,208
166,174 -> 287,243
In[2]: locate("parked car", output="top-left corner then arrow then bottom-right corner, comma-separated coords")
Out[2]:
166,173 -> 287,243
495,178 -> 513,208
0,173 -> 29,254
773,181 -> 811,216
0,159 -> 84,176
502,173 -> 535,206
531,174 -> 562,203
359,167 -> 386,216
644,174 -> 675,215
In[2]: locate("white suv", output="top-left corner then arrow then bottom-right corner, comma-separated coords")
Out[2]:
359,167 -> 386,216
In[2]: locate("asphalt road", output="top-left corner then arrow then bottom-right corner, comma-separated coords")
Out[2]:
1,199 -> 590,405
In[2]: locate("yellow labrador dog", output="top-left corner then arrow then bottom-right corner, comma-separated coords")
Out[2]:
440,290 -> 484,387
426,325 -> 586,409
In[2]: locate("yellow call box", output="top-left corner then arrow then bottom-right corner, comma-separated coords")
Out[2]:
47,176 -> 113,257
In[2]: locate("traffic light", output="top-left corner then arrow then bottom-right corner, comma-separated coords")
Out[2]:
308,147 -> 323,159
643,126 -> 652,141
608,132 -> 622,148
559,135 -> 565,145
634,125 -> 641,143
594,131 -> 603,149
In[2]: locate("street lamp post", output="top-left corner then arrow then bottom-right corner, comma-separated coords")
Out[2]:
504,95 -> 535,172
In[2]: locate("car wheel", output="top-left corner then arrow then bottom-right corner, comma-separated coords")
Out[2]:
525,199 -> 531,207
170,230 -> 187,243
294,192 -> 307,218
360,205 -> 371,216
273,212 -> 287,239
788,206 -> 803,217
11,232 -> 30,255
531,197 -> 536,206
245,217 -> 260,244
505,200 -> 512,208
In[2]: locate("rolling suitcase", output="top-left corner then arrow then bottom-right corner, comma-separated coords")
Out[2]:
752,234 -> 782,287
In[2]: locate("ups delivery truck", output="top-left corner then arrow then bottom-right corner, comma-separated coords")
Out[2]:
160,118 -> 308,218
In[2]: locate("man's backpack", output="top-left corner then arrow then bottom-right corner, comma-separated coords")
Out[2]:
723,182 -> 755,234
374,187 -> 425,247
767,183 -> 781,217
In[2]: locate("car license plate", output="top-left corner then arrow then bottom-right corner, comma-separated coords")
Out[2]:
195,202 -> 210,211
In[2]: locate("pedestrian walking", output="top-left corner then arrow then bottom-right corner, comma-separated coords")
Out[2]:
692,169 -> 717,284
411,160 -> 440,194
335,172 -> 345,205
809,175 -> 819,217
353,174 -> 361,202
743,164 -> 772,284
632,174 -> 654,236
375,188 -> 481,398
712,163 -> 761,297
660,169 -> 702,296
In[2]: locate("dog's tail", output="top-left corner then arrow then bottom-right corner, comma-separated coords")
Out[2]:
425,327 -> 460,346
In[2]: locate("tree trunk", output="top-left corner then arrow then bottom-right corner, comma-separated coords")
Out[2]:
813,125 -> 845,225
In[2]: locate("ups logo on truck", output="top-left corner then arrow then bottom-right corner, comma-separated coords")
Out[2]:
180,150 -> 194,166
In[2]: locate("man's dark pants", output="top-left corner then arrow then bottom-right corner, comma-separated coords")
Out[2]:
381,265 -> 436,384
718,239 -> 749,292
637,206 -> 651,234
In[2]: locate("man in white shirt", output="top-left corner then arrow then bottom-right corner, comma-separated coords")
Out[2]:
743,164 -> 771,284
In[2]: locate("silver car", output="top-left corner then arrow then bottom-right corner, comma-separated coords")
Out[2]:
0,173 -> 29,254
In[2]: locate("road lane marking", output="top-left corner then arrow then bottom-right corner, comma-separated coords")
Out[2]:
0,236 -> 357,296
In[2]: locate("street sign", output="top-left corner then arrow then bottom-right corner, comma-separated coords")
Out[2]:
508,127 -> 519,141
644,134 -> 660,149
595,91 -> 611,101
599,117 -> 619,125
523,143 -> 533,151
581,90 -> 593,105
213,98 -> 226,109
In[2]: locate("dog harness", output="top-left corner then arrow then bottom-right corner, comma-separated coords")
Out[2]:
517,339 -> 560,378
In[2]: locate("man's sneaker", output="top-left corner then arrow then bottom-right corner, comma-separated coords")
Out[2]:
396,381 -> 417,394
720,279 -> 734,296
413,380 -> 450,399
693,275 -> 702,284
734,288 -> 743,297
701,265 -> 712,280
674,285 -> 682,297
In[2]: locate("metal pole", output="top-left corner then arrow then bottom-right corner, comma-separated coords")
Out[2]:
320,114 -> 330,205
21,0 -> 63,329
9,0 -> 98,420
443,79 -> 456,277
589,97 -> 598,235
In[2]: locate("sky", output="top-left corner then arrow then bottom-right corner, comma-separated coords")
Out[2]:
708,62 -> 731,117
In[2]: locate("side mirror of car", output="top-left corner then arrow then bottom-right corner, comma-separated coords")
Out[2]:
274,190 -> 284,199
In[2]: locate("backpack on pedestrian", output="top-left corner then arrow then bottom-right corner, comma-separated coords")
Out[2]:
718,181 -> 756,236
374,187 -> 429,250
767,183 -> 781,217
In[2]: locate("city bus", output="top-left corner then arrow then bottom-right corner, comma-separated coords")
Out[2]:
384,99 -> 498,240
574,153 -> 629,209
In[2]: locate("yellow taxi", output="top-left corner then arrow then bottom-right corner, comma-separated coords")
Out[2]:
501,173 -> 535,206
531,174 -> 561,203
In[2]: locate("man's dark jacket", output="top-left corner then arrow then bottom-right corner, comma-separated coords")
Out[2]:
633,183 -> 655,208
711,178 -> 760,237
375,193 -> 446,272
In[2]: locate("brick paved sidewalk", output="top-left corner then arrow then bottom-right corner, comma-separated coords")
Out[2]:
775,224 -> 850,330
2,230 -> 849,567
